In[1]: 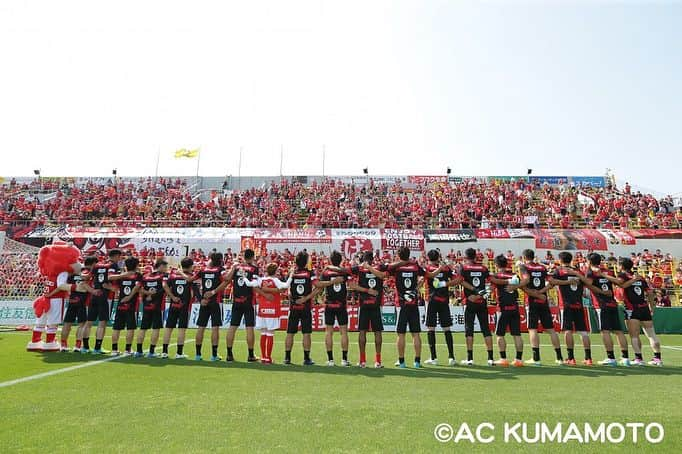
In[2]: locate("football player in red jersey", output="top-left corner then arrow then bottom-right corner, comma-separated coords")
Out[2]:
60,256 -> 100,352
134,259 -> 168,358
423,249 -> 460,366
213,249 -> 267,362
454,248 -> 511,366
161,258 -> 195,359
584,253 -> 630,366
548,252 -> 592,366
608,258 -> 662,366
490,255 -> 524,367
192,253 -> 226,361
319,251 -> 352,367
510,249 -> 564,366
110,257 -> 143,356
282,251 -> 344,365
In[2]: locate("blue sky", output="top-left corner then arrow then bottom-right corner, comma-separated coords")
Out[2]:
0,0 -> 680,195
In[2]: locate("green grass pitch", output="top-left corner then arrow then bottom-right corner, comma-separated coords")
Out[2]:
1,330 -> 681,453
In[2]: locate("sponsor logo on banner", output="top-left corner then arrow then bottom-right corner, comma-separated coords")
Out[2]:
599,229 -> 636,245
424,229 -> 477,243
529,176 -> 569,185
476,229 -> 510,239
381,229 -> 424,251
0,300 -> 35,325
253,229 -> 332,244
407,176 -> 447,184
569,176 -> 606,188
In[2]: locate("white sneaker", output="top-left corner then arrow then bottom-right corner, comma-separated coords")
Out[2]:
160,353 -> 169,359
110,350 -> 120,357
619,358 -> 631,367
460,359 -> 473,366
341,359 -> 351,367
72,347 -> 81,353
424,358 -> 439,366
599,358 -> 617,366
487,359 -> 495,367
448,358 -> 457,366
374,362 -> 384,368
175,354 -> 188,359
59,346 -> 70,352
42,341 -> 60,352
326,360 -> 335,367
357,362 -> 366,368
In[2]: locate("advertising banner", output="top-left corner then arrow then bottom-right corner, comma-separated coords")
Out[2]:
627,229 -> 682,240
532,229 -> 608,251
0,300 -> 35,325
380,229 -> 425,251
331,229 -> 381,259
253,229 -> 332,244
424,229 -> 477,243
570,176 -> 606,188
407,176 -> 447,185
529,176 -> 568,185
599,229 -> 636,245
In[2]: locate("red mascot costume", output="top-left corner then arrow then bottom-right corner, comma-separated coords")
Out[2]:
27,242 -> 81,352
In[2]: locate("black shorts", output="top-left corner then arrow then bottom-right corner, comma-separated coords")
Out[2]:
496,310 -> 521,336
87,295 -> 110,322
324,305 -> 349,326
396,305 -> 421,334
464,303 -> 490,337
425,298 -> 452,328
140,309 -> 163,330
358,305 -> 383,332
197,301 -> 222,328
166,308 -> 189,329
230,304 -> 256,327
63,304 -> 87,324
527,303 -> 554,330
599,307 -> 623,331
287,309 -> 312,334
562,307 -> 587,332
629,306 -> 652,322
113,309 -> 137,331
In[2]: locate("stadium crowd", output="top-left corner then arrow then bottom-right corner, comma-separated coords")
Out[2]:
1,177 -> 681,230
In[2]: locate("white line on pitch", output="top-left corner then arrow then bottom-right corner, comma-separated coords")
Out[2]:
0,340 -> 195,389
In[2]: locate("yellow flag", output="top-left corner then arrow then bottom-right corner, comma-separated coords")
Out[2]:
174,148 -> 200,159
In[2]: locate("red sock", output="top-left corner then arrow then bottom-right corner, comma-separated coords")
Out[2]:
75,340 -> 82,349
266,336 -> 274,359
46,332 -> 56,343
259,335 -> 267,358
61,339 -> 68,347
375,353 -> 382,364
359,352 -> 367,364
31,330 -> 42,343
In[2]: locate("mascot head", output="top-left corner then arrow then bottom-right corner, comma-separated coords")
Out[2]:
37,241 -> 81,279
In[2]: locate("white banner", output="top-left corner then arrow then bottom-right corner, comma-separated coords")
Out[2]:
0,300 -> 34,325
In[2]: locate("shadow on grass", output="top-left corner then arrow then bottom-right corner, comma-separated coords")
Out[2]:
38,351 -> 682,381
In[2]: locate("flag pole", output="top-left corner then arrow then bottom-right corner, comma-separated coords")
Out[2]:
155,146 -> 160,179
322,144 -> 326,177
195,146 -> 201,181
238,146 -> 242,191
